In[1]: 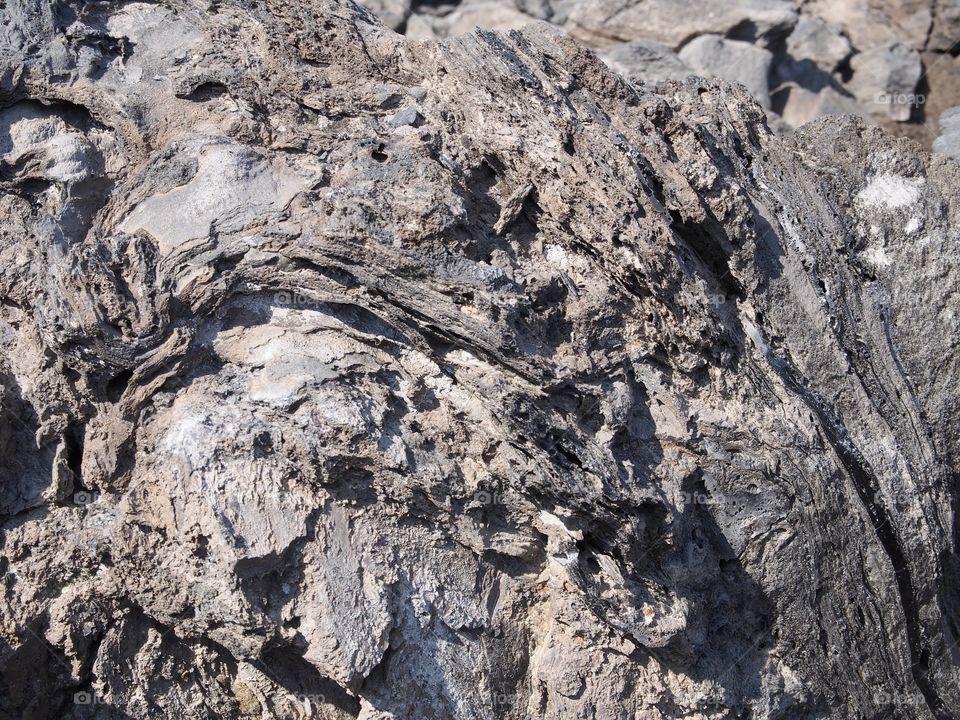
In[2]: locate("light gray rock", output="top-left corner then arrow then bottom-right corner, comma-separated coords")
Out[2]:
2,2 -> 960,720
940,105 -> 960,131
599,39 -> 693,85
848,40 -> 924,121
358,0 -> 412,31
930,0 -> 960,52
786,16 -> 851,71
776,84 -> 863,128
409,0 -> 535,39
563,0 -> 798,49
933,106 -> 960,158
803,0 -> 933,52
389,106 -> 421,127
679,34 -> 774,109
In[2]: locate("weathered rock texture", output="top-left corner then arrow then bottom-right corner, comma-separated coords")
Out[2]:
357,0 -> 960,145
1,2 -> 960,719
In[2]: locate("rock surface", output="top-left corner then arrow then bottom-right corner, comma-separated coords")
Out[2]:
678,35 -> 774,109
562,0 -> 798,49
934,106 -> 960,158
598,40 -> 693,86
847,41 -> 924,122
930,0 -> 960,52
802,0 -> 933,52
785,16 -> 851,72
355,0 -> 960,141
1,1 -> 960,720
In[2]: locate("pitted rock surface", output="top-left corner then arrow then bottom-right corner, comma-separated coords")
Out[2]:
1,2 -> 959,719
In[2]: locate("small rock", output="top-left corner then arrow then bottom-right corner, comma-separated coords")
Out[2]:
360,0 -> 411,31
777,85 -> 862,128
679,35 -> 774,109
514,0 -> 577,23
600,40 -> 693,85
929,0 -> 960,52
933,106 -> 960,159
564,0 -> 797,49
803,0 -> 932,52
233,682 -> 262,718
514,0 -> 552,19
427,0 -> 536,38
390,106 -> 420,127
847,40 -> 923,121
786,17 -> 851,72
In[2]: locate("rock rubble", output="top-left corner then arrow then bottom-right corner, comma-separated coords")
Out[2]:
359,0 -> 960,148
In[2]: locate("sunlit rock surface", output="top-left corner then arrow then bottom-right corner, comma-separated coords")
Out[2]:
1,2 -> 959,719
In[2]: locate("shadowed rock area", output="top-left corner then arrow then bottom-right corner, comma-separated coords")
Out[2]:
0,1 -> 959,719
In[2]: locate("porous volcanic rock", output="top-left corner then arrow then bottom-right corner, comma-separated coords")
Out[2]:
1,2 -> 960,719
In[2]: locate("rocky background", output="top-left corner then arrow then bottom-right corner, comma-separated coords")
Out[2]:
1,1 -> 960,719
360,0 -> 960,153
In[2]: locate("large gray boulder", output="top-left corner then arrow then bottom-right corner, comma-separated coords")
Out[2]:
1,1 -> 959,719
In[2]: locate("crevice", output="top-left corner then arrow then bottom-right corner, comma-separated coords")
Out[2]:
668,209 -> 745,302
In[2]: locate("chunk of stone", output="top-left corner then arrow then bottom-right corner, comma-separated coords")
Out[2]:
390,106 -> 420,127
802,0 -> 933,52
930,0 -> 960,53
564,0 -> 798,49
847,40 -> 923,121
786,17 -> 851,72
933,106 -> 960,159
3,2 -> 960,720
679,34 -> 774,109
600,39 -> 693,85
359,0 -> 411,31
777,84 -> 863,128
